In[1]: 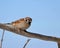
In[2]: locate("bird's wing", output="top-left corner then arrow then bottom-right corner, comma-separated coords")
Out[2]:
4,18 -> 24,27
11,18 -> 24,25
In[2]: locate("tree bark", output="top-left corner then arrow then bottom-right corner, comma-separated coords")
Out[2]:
0,23 -> 60,42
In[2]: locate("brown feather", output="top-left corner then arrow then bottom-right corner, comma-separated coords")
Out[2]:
12,18 -> 24,26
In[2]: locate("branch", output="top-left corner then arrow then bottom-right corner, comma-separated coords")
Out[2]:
57,41 -> 60,48
0,23 -> 60,42
0,40 -> 1,48
1,30 -> 5,48
23,39 -> 31,48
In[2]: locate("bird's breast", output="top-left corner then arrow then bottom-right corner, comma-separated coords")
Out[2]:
15,22 -> 30,30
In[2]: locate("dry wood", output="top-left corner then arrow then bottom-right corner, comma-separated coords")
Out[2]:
23,39 -> 30,48
0,23 -> 60,42
57,41 -> 60,48
1,30 -> 5,48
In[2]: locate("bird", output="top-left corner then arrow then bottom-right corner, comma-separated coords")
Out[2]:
5,17 -> 32,31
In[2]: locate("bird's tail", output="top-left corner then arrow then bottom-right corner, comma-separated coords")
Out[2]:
4,22 -> 13,25
4,23 -> 13,27
5,23 -> 11,25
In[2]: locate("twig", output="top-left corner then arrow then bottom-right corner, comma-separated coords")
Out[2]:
23,39 -> 31,48
0,40 -> 1,48
1,29 -> 5,48
57,42 -> 60,48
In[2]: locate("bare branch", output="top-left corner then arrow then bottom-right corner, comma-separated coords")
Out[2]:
0,40 -> 1,48
1,29 -> 5,48
0,23 -> 60,42
23,39 -> 31,48
57,41 -> 60,48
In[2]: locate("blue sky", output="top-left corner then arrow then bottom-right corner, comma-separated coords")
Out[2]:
0,0 -> 60,48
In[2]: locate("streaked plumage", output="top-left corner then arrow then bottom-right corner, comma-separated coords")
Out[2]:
6,17 -> 32,30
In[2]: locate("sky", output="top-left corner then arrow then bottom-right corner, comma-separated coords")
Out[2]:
0,0 -> 60,48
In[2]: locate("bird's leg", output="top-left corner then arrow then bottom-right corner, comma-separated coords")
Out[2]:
13,26 -> 21,33
18,28 -> 27,33
23,30 -> 27,32
14,26 -> 16,31
17,28 -> 23,33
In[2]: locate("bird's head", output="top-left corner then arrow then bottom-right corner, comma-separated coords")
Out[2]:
24,17 -> 32,25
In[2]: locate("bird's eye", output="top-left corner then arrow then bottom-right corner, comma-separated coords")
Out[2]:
26,20 -> 27,21
25,19 -> 29,23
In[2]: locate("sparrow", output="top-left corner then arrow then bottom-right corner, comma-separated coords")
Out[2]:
6,17 -> 32,31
